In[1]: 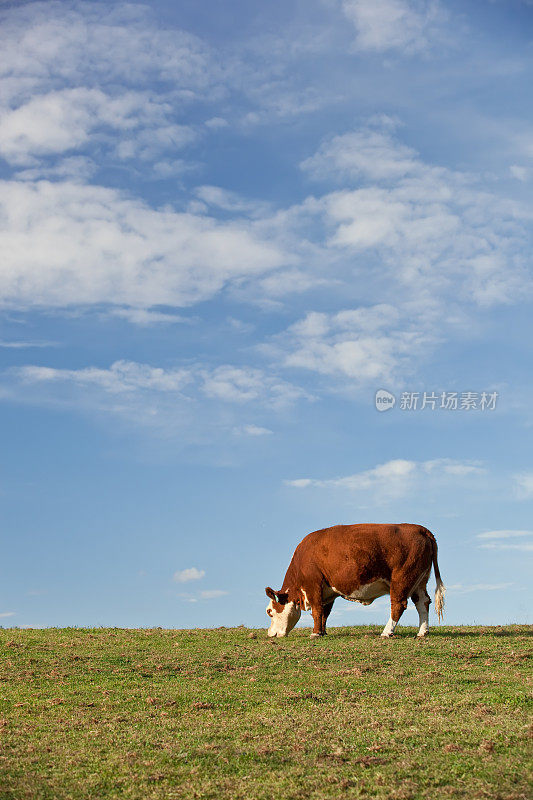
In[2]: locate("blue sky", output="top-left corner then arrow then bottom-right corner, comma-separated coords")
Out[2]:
1,0 -> 532,630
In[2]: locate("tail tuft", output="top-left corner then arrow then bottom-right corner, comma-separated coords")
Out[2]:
430,534 -> 445,623
435,579 -> 446,623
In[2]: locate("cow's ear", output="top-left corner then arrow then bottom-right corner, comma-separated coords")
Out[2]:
265,587 -> 277,601
276,592 -> 289,605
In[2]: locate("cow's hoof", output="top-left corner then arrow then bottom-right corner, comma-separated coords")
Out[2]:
417,632 -> 429,638
380,633 -> 395,638
310,632 -> 322,639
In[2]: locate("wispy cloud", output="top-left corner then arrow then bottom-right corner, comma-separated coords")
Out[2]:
173,567 -> 205,583
510,165 -> 530,182
14,156 -> 96,182
199,590 -> 228,599
477,527 -> 533,552
300,120 -> 531,311
477,530 -> 533,540
0,611 -> 15,618
0,359 -> 307,443
234,424 -> 273,437
479,543 -> 533,553
193,185 -> 270,217
513,472 -> 533,499
446,583 -> 515,594
301,121 -> 418,182
0,340 -> 57,349
340,0 -> 448,55
286,457 -> 484,501
178,588 -> 229,602
245,118 -> 533,392
0,3 -> 216,120
18,361 -> 194,394
108,309 -> 191,326
200,365 -> 306,407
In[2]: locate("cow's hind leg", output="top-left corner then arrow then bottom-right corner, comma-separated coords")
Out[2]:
411,587 -> 431,637
381,588 -> 408,638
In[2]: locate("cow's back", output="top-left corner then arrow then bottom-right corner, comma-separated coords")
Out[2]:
290,523 -> 434,592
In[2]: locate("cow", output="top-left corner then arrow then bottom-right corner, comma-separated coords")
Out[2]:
265,523 -> 445,639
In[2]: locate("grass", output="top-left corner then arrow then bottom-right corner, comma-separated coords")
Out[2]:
0,625 -> 531,800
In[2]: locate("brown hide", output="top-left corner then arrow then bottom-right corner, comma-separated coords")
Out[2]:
277,523 -> 437,606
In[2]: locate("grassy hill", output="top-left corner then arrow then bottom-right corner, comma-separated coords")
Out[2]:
0,625 -> 531,799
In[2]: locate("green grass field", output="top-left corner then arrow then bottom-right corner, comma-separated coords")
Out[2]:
0,625 -> 531,800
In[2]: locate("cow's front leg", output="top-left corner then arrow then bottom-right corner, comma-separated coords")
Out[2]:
310,599 -> 334,637
310,604 -> 324,638
310,602 -> 327,638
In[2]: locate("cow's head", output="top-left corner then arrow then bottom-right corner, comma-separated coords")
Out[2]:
265,587 -> 301,637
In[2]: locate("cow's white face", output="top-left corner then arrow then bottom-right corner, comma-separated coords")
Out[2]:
266,599 -> 301,637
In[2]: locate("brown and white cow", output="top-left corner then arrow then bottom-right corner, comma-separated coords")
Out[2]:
265,523 -> 445,638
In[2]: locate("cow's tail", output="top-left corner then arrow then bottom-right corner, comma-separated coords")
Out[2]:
431,537 -> 446,622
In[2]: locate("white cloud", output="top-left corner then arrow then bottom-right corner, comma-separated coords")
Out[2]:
15,156 -> 96,182
285,457 -> 483,501
0,112 -> 529,330
0,0 -> 339,147
4,359 -> 306,438
479,543 -> 533,552
269,303 -> 433,385
0,2 -> 217,174
0,611 -> 15,618
0,340 -> 56,349
297,123 -> 532,314
255,270 -> 334,299
234,425 -> 273,436
193,185 -> 269,216
18,361 -> 194,394
0,2 -> 214,105
151,159 -> 194,179
179,587 -> 229,601
477,530 -> 533,540
0,89 -> 92,163
109,309 -> 190,326
423,459 -> 485,476
341,0 -> 447,55
0,2 -> 530,418
287,478 -> 313,488
302,126 -> 418,182
173,567 -> 205,583
0,180 -> 290,310
514,472 -> 533,499
446,583 -> 515,594
14,360 -> 304,407
0,88 -> 191,165
205,117 -> 228,129
510,165 -> 529,182
200,365 -> 306,407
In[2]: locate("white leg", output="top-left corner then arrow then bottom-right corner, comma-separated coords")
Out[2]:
415,593 -> 430,637
381,617 -> 398,638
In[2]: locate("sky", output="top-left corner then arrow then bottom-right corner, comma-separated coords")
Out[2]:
0,0 -> 532,631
